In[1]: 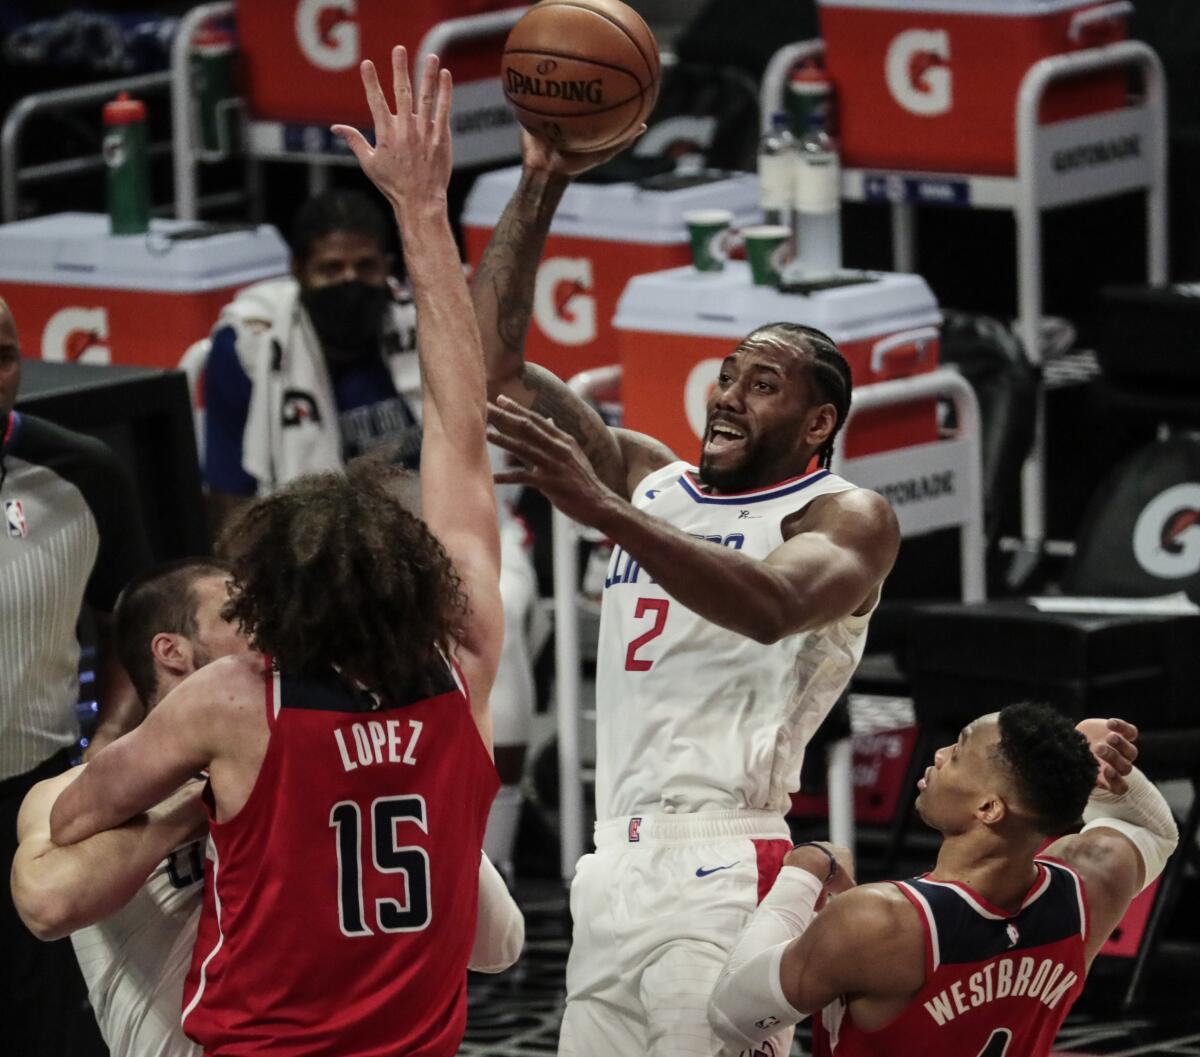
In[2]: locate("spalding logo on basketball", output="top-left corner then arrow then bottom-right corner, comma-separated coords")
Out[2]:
502,0 -> 660,152
1131,483 -> 1200,579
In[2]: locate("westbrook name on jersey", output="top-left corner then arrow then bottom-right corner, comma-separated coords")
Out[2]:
594,461 -> 874,820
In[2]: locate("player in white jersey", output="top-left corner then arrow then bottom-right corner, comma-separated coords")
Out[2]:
11,559 -> 524,1057
475,134 -> 900,1057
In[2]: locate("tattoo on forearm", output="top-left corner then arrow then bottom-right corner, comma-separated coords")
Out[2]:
522,366 -> 625,493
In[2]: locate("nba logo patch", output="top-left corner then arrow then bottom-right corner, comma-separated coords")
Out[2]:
628,817 -> 642,843
1006,922 -> 1020,948
5,499 -> 27,539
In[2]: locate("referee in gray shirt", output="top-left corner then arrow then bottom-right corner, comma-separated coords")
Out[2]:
1,297 -> 151,1056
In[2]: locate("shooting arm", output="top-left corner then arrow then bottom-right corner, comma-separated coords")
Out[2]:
589,487 -> 898,642
13,771 -> 206,940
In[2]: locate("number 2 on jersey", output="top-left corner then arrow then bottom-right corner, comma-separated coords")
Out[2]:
330,795 -> 431,937
625,598 -> 669,671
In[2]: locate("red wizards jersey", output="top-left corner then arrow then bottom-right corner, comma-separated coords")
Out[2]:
181,658 -> 499,1056
813,859 -> 1089,1057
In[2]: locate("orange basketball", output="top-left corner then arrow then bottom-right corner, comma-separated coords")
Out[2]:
502,0 -> 660,152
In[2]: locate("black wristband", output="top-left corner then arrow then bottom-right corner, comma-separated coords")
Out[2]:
792,841 -> 838,884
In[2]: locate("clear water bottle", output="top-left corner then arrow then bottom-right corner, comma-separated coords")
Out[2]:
793,121 -> 842,280
757,112 -> 796,228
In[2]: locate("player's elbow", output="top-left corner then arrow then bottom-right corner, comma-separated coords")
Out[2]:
472,910 -> 525,974
706,980 -> 760,1047
11,866 -> 76,941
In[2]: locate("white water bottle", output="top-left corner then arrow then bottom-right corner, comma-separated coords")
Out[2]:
758,112 -> 796,228
794,125 -> 842,279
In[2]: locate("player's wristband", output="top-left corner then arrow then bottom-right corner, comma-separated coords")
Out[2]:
792,842 -> 838,884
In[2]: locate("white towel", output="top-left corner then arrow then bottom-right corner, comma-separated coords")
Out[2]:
216,277 -> 418,493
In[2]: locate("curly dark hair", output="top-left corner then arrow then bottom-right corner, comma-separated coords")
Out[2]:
993,702 -> 1098,835
744,322 -> 853,468
216,464 -> 467,701
290,188 -> 397,269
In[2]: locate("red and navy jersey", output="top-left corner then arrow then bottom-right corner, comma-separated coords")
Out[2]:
181,657 -> 499,1057
813,859 -> 1089,1057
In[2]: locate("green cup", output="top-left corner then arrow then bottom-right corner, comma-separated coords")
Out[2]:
743,224 -> 792,286
684,209 -> 733,272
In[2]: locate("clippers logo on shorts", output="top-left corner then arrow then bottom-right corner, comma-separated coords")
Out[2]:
505,63 -> 605,105
1132,483 -> 1200,579
886,29 -> 952,116
5,499 -> 27,539
281,389 -> 322,428
628,817 -> 642,843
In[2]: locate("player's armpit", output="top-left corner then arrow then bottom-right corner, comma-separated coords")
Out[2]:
764,488 -> 900,634
779,883 -> 925,1016
1042,829 -> 1146,964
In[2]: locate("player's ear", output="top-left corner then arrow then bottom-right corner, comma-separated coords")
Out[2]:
805,402 -> 837,449
151,632 -> 194,678
977,792 -> 1007,827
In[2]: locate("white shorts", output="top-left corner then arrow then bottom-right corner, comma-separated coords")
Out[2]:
559,811 -> 795,1057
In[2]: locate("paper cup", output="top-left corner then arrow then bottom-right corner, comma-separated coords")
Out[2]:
743,224 -> 792,286
684,209 -> 733,272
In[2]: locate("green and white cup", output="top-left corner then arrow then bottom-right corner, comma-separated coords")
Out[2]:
743,224 -> 792,286
684,209 -> 734,272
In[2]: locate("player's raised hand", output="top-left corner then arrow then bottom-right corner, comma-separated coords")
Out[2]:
1076,717 -> 1138,795
487,395 -> 615,524
332,46 -> 452,213
520,125 -> 646,180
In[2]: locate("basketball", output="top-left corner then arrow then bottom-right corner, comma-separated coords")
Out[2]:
502,0 -> 660,153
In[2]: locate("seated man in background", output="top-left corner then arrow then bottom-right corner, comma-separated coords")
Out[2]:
708,704 -> 1178,1057
203,190 -> 535,882
0,295 -> 150,1057
12,558 -> 524,1057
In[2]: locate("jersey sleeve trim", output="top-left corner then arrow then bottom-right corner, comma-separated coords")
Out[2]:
894,881 -> 940,974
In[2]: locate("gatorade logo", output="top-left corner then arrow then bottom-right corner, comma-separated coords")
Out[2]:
1132,483 -> 1200,579
534,258 -> 596,346
684,358 -> 723,440
296,0 -> 359,72
42,307 -> 111,365
885,29 -> 952,117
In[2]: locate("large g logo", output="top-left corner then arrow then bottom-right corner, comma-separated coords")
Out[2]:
296,0 -> 359,72
1132,483 -> 1200,579
885,29 -> 952,117
534,258 -> 596,346
42,307 -> 111,364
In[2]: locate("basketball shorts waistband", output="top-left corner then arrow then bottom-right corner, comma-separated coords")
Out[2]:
594,810 -> 790,848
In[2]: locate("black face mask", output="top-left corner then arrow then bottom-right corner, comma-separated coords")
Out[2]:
301,281 -> 391,367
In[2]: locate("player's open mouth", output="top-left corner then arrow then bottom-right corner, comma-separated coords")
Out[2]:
704,421 -> 747,456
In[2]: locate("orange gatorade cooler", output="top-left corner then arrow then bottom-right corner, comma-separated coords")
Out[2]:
818,0 -> 1130,175
613,262 -> 942,459
235,0 -> 518,126
463,167 -> 760,381
0,213 -> 288,369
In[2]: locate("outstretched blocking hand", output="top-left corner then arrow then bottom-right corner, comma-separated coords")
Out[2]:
332,46 -> 452,214
1076,717 -> 1139,795
488,395 -> 615,525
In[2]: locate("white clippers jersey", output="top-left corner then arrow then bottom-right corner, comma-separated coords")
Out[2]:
71,840 -> 204,1057
594,461 -> 873,819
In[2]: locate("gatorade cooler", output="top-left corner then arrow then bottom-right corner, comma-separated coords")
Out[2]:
613,262 -> 941,459
463,167 -> 761,380
0,214 -> 288,369
817,0 -> 1131,175
234,0 -> 520,126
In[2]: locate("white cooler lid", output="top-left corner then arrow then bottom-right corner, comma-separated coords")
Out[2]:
613,262 -> 941,345
462,166 -> 762,246
0,213 -> 290,292
818,0 -> 1110,15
